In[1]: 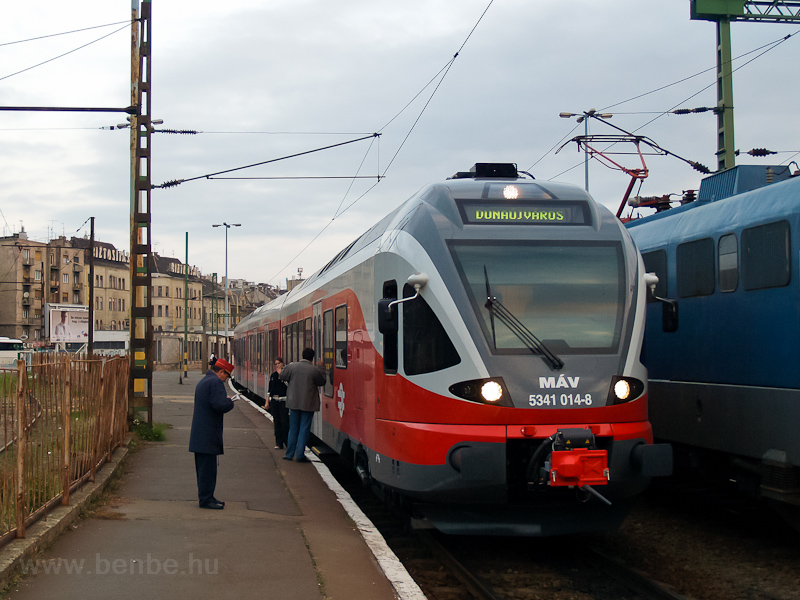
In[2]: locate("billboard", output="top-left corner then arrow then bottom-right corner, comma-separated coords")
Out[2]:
46,304 -> 90,343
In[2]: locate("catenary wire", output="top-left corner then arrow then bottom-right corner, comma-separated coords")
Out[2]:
543,29 -> 799,181
0,20 -> 131,47
264,1 -> 495,286
0,23 -> 130,83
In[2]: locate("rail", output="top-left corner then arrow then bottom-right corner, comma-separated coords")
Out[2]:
0,353 -> 129,545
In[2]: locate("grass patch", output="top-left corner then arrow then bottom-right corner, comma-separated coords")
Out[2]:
131,421 -> 170,442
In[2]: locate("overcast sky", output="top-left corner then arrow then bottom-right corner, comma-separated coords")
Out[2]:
2,1 -> 798,287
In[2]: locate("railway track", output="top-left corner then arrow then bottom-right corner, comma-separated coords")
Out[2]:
319,452 -> 692,600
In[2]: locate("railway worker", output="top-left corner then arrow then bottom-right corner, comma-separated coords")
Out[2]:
280,348 -> 326,462
189,358 -> 237,509
268,357 -> 289,448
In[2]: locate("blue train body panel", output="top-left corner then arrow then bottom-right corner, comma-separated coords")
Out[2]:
626,168 -> 800,503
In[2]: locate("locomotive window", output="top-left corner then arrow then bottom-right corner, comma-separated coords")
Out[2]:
742,220 -> 791,290
335,306 -> 347,369
676,238 -> 715,298
718,234 -> 738,293
642,250 -> 667,301
403,284 -> 460,375
450,241 -> 623,354
382,280 -> 398,374
322,310 -> 334,397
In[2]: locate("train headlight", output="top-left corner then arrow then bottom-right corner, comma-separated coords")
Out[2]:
449,378 -> 513,407
607,376 -> 645,405
481,381 -> 503,402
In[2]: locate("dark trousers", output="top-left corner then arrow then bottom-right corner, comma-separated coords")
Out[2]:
194,452 -> 218,506
270,400 -> 289,448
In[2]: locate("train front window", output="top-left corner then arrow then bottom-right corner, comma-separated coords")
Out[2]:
450,241 -> 624,354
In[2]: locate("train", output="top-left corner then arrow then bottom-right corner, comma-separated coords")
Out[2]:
626,165 -> 800,517
232,162 -> 671,536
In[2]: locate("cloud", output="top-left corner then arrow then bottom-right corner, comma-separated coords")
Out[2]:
1,0 -> 798,286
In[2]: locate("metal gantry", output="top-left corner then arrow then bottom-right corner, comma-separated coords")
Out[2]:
129,0 -> 154,422
691,0 -> 800,171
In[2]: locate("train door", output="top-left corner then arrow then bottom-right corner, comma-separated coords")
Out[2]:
256,328 -> 265,398
313,302 -> 322,360
244,332 -> 251,389
322,309 -> 334,398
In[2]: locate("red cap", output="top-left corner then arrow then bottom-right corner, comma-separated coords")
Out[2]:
215,358 -> 234,375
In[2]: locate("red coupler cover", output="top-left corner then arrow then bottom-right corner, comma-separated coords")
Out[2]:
549,448 -> 609,487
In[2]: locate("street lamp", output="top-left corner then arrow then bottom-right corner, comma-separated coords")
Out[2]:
559,109 -> 613,192
211,222 -> 241,342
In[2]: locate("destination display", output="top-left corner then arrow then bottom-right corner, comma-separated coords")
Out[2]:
458,201 -> 589,225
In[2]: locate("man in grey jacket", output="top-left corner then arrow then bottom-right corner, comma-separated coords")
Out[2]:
280,347 -> 326,462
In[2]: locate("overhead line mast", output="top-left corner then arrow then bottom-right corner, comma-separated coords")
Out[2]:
129,0 -> 153,423
690,1 -> 800,171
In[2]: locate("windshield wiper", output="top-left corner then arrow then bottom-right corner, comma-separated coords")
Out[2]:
483,266 -> 564,370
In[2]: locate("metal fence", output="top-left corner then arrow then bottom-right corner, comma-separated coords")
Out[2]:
0,354 -> 129,545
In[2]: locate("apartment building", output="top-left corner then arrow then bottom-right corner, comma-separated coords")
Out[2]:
70,237 -> 130,332
0,230 -> 87,342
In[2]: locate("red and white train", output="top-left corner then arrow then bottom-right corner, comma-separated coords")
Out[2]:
232,163 -> 671,536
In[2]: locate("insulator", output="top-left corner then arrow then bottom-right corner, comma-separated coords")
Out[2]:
155,129 -> 199,135
156,179 -> 184,189
746,148 -> 776,157
682,190 -> 696,204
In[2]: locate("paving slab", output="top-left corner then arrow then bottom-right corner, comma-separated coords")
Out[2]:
1,370 -> 398,600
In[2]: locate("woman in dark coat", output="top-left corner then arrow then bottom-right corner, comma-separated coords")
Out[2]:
267,357 -> 289,449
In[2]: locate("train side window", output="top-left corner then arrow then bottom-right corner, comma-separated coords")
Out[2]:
742,220 -> 791,290
676,238 -> 715,298
382,281 -> 398,374
718,234 -> 739,292
282,326 -> 288,362
642,250 -> 667,301
269,329 -> 279,367
304,317 -> 312,350
322,309 -> 334,397
402,284 -> 460,376
298,319 -> 306,356
292,322 -> 299,363
335,305 -> 347,368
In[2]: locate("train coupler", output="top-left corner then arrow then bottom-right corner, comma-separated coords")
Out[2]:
545,428 -> 610,488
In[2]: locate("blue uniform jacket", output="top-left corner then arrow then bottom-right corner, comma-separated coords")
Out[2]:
189,370 -> 235,455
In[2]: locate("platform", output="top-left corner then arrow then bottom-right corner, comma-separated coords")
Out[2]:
1,371 -> 414,600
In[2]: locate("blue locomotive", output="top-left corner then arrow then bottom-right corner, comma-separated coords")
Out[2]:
626,165 -> 800,512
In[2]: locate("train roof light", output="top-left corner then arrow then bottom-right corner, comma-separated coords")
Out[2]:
503,185 -> 520,200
